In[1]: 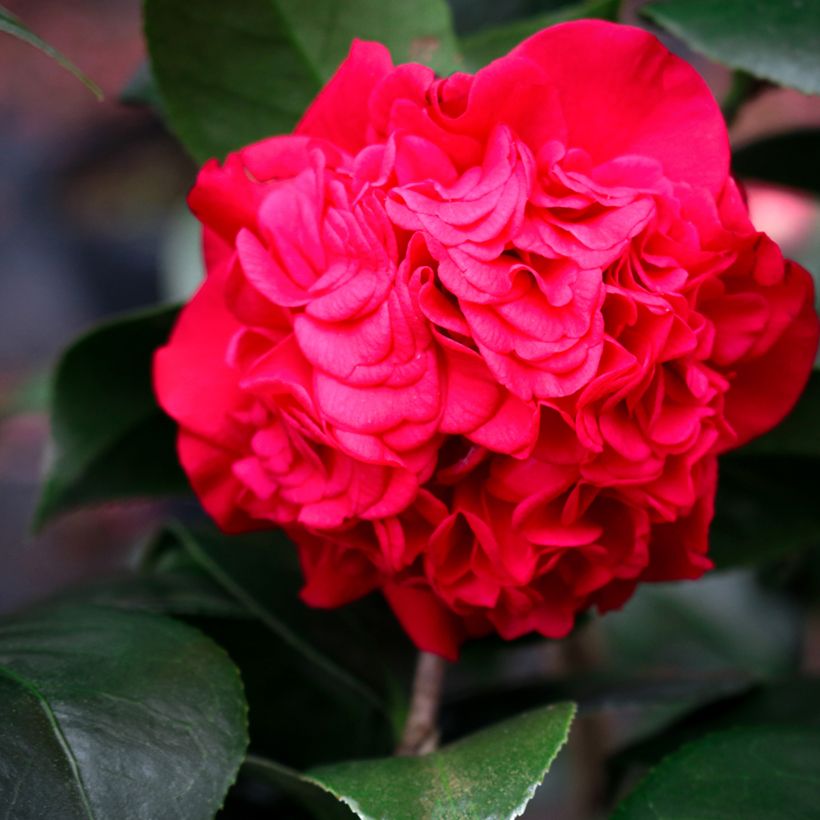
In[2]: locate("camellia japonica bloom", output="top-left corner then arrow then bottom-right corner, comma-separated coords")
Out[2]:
155,21 -> 819,659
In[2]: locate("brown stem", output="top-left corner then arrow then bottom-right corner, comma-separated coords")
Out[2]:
803,609 -> 820,674
396,651 -> 447,756
559,625 -> 610,820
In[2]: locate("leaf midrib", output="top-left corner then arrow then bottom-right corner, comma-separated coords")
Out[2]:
0,664 -> 95,820
170,523 -> 385,713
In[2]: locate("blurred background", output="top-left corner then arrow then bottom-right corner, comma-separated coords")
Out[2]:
0,2 -> 818,816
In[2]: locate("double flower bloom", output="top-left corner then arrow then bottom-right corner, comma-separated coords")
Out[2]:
155,21 -> 818,658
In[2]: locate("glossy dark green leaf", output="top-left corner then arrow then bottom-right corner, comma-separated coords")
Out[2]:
643,0 -> 820,94
0,603 -> 248,819
34,305 -> 189,530
460,0 -> 619,70
0,4 -> 102,98
733,129 -> 820,196
614,726 -> 820,820
144,0 -> 459,163
306,702 -> 575,820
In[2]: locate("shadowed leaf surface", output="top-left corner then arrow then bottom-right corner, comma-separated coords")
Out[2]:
243,756 -> 357,820
35,305 -> 189,529
154,524 -> 412,767
733,129 -> 820,196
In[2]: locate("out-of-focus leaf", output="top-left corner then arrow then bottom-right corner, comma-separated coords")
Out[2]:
614,678 -> 820,772
762,542 -> 820,608
613,726 -> 820,820
0,603 -> 247,818
442,674 -> 749,750
119,60 -> 164,113
143,0 -> 321,163
733,129 -> 820,196
710,377 -> 820,568
277,0 -> 460,77
460,0 -> 619,69
643,0 -> 820,95
599,570 -> 801,679
34,305 -> 189,530
711,455 -> 820,569
738,373 -> 820,457
0,4 -> 102,98
144,0 -> 459,163
305,702 -> 575,820
49,569 -> 249,620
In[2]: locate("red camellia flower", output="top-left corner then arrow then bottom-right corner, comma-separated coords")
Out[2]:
155,21 -> 819,660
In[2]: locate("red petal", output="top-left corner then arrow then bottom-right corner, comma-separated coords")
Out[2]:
383,582 -> 464,660
511,20 -> 729,192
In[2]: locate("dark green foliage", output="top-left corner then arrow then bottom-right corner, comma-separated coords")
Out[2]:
0,604 -> 248,818
643,0 -> 820,94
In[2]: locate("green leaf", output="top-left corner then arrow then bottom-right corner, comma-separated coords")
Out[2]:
305,702 -> 575,820
708,377 -> 820,568
0,602 -> 248,819
276,0 -> 460,78
143,0 -> 315,163
733,129 -> 820,197
243,756 -> 357,820
167,523 -> 390,710
144,0 -> 459,163
615,678 -> 820,772
443,673 -> 749,752
598,570 -> 800,679
0,4 -> 103,99
35,305 -> 189,530
119,61 -> 165,114
460,0 -> 619,70
157,523 -> 410,767
642,0 -> 820,95
49,570 -> 250,620
613,726 -> 820,820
